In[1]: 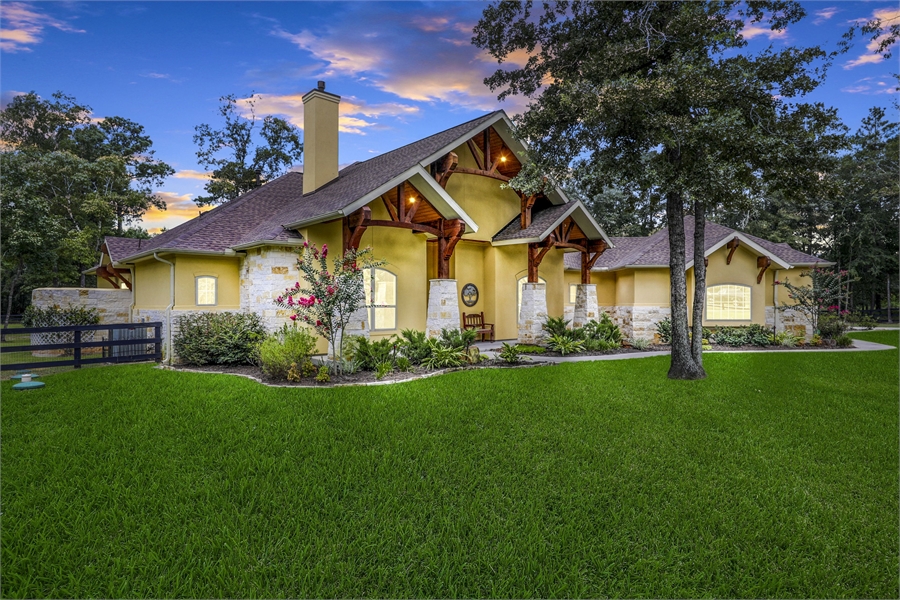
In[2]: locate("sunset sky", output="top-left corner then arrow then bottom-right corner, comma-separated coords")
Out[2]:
1,1 -> 896,234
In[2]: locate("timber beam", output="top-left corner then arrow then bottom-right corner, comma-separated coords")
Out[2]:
451,166 -> 510,183
726,237 -> 740,265
757,256 -> 772,284
520,193 -> 537,229
436,219 -> 466,279
436,152 -> 458,188
527,242 -> 552,283
95,265 -> 121,289
343,206 -> 372,251
580,240 -> 608,284
106,265 -> 132,290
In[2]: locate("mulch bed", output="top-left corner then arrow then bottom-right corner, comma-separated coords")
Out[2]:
167,358 -> 543,388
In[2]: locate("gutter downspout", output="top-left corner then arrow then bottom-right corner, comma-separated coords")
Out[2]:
127,264 -> 136,323
153,253 -> 175,364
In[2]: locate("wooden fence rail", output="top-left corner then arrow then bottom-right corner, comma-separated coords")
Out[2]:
1,322 -> 162,371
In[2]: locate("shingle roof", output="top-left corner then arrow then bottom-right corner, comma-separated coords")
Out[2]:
493,203 -> 573,242
114,111 -> 504,262
104,237 -> 145,263
564,217 -> 829,271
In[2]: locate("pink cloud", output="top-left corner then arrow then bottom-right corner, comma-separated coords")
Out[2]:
140,192 -> 208,232
741,22 -> 788,40
0,2 -> 83,53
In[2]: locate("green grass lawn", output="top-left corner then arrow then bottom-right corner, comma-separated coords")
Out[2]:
2,331 -> 897,598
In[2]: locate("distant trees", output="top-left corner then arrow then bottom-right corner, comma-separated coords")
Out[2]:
0,91 -> 171,320
193,94 -> 303,206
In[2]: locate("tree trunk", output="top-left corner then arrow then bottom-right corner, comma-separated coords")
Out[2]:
666,190 -> 705,380
690,201 -> 708,375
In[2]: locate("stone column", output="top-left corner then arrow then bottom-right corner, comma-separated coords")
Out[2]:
329,307 -> 369,359
518,282 -> 547,344
572,284 -> 598,329
426,279 -> 460,338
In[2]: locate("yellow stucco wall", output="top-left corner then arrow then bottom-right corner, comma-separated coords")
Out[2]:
133,259 -> 173,309
452,240 -> 487,320
687,243 -> 773,326
616,270 -> 635,305
173,256 -> 242,310
484,244 -> 526,340
634,269 -> 670,306
446,143 -> 522,243
775,267 -> 809,306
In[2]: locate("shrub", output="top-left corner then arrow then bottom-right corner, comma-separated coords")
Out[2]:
630,337 -> 651,351
773,331 -> 801,348
498,342 -> 528,363
465,346 -> 483,364
287,362 -> 302,382
515,344 -> 545,354
542,316 -> 574,339
173,312 -> 266,365
23,304 -> 100,327
708,325 -> 772,347
398,329 -> 431,364
257,325 -> 318,379
656,317 -> 672,344
583,338 -> 618,352
546,334 -> 584,355
375,361 -> 393,380
581,313 -> 621,346
395,356 -> 412,372
438,327 -> 478,352
315,365 -> 330,383
835,334 -> 854,348
848,311 -> 877,330
745,324 -> 773,346
818,313 -> 848,340
422,341 -> 465,369
810,333 -> 823,346
348,336 -> 397,371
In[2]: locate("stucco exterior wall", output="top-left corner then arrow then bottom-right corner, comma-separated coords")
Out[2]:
133,260 -> 172,309
693,243 -> 770,327
484,244 -> 526,340
445,143 -> 521,243
453,240 -> 487,322
634,268 -> 670,306
31,287 -> 132,324
174,256 -> 242,310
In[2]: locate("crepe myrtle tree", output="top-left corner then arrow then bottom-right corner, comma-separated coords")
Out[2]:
275,242 -> 384,371
776,266 -> 850,335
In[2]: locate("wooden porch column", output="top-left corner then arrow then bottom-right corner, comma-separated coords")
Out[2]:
436,219 -> 465,279
527,242 -> 552,283
580,241 -> 607,284
342,206 -> 371,251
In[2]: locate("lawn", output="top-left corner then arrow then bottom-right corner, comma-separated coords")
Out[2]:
2,331 -> 897,598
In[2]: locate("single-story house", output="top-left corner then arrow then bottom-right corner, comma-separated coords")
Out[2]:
64,82 -> 828,356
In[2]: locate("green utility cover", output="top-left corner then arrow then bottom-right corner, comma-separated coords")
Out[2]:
13,381 -> 45,390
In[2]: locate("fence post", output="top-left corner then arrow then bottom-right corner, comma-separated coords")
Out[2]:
154,324 -> 162,362
73,329 -> 82,369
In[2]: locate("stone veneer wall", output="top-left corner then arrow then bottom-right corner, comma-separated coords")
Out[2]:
774,307 -> 813,339
572,284 -> 599,329
518,282 -> 548,344
426,279 -> 460,339
31,288 -> 132,324
239,246 -> 304,332
631,306 -> 671,342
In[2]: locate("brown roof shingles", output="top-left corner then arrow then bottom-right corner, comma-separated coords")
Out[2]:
112,111 -> 503,262
564,217 -> 829,271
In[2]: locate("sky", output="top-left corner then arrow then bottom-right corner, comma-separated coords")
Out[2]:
1,1 -> 897,234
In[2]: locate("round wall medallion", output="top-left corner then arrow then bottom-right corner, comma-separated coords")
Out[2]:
461,283 -> 479,307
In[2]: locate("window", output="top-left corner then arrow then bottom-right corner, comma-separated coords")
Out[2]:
363,268 -> 397,330
568,284 -> 578,304
517,275 -> 547,313
706,284 -> 751,320
195,276 -> 217,306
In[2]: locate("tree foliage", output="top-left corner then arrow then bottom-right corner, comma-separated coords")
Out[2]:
0,91 -> 171,319
474,1 -> 846,379
193,94 -> 303,206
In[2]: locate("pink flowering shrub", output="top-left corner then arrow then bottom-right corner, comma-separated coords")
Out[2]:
776,266 -> 851,335
274,242 -> 384,370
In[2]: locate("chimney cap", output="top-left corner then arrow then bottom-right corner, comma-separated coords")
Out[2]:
317,81 -> 325,91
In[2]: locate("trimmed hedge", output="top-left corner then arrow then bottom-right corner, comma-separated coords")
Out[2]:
173,312 -> 266,365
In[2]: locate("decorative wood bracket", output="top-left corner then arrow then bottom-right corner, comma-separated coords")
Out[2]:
527,242 -> 552,283
726,237 -> 740,265
436,152 -> 458,188
343,206 -> 371,251
107,265 -> 132,290
520,193 -> 537,229
757,256 -> 772,284
581,240 -> 608,284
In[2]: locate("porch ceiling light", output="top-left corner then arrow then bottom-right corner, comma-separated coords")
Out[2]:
408,196 -> 417,203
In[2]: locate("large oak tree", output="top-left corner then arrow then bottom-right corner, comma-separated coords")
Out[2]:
474,1 -> 845,379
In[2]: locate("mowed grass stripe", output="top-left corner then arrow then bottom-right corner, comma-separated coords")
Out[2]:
2,331 -> 897,598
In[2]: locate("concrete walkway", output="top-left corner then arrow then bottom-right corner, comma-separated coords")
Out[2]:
473,337 -> 897,364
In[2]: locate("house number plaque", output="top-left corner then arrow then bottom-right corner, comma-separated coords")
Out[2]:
461,283 -> 479,307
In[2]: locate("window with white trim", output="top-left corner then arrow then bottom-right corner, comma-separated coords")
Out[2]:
363,268 -> 397,330
517,275 -> 547,313
196,276 -> 217,306
706,284 -> 751,320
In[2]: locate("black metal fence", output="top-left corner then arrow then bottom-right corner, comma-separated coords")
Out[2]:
1,322 -> 162,371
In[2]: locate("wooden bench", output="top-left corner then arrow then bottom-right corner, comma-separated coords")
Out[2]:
462,312 -> 494,341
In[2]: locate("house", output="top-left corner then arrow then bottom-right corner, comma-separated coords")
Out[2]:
562,217 -> 832,340
58,82 -> 828,357
81,82 -> 610,356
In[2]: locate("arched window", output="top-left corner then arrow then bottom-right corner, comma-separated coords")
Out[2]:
195,276 -> 217,306
363,268 -> 397,330
517,275 -> 546,313
706,284 -> 751,321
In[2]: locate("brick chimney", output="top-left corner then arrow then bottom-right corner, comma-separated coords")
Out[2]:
302,81 -> 340,194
